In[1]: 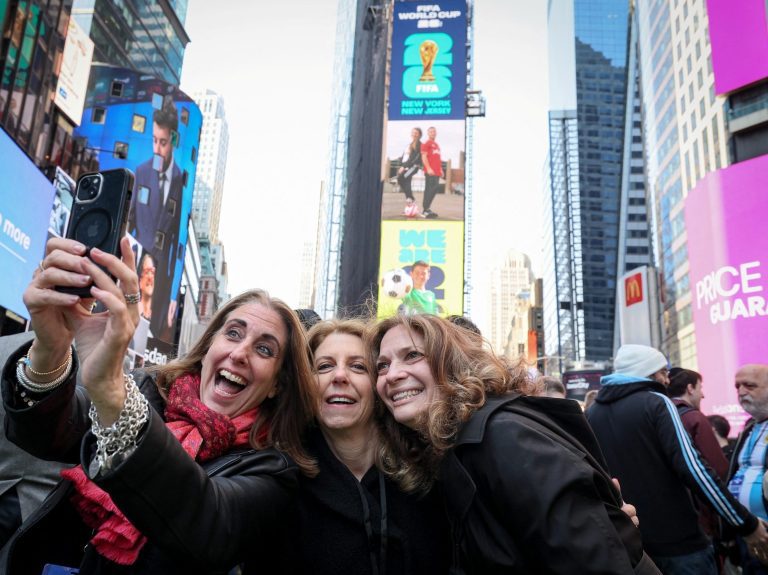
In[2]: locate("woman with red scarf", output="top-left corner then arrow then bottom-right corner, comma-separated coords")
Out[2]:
1,237 -> 317,574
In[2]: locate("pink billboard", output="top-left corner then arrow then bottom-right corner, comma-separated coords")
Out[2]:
706,0 -> 768,95
685,154 -> 768,431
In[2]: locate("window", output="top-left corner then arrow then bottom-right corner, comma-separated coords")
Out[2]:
113,142 -> 128,159
132,114 -> 146,133
92,107 -> 106,124
110,81 -> 124,97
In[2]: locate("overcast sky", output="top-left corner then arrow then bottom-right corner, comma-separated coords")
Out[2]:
180,0 -> 549,335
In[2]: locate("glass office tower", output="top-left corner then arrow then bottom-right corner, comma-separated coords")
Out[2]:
545,0 -> 652,370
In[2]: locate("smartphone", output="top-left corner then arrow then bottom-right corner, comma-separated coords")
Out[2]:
56,168 -> 134,297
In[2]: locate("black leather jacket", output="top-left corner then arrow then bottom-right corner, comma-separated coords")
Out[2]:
1,342 -> 299,575
441,394 -> 657,575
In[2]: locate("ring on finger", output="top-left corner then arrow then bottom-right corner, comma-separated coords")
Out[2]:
124,292 -> 141,305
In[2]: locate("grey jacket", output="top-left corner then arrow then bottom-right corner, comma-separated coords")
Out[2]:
0,332 -> 73,548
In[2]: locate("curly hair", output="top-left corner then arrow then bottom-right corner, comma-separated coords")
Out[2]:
153,289 -> 318,476
366,314 -> 535,493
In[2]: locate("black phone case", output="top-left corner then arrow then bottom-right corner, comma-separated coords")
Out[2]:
56,169 -> 135,297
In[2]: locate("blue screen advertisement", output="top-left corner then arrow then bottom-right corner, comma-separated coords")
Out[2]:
388,1 -> 467,121
0,128 -> 55,319
74,64 -> 202,344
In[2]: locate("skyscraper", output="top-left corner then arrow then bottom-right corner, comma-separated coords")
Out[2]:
71,0 -> 189,86
488,250 -> 535,358
635,0 -> 730,367
544,0 -> 653,371
190,89 -> 229,244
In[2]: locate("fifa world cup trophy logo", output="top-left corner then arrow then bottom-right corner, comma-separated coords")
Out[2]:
419,40 -> 439,82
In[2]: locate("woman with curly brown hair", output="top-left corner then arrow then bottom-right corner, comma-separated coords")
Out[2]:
368,313 -> 660,575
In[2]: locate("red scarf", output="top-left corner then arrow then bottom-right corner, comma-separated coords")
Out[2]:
61,373 -> 262,565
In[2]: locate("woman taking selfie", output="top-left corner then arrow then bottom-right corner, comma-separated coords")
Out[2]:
297,319 -> 449,575
368,314 -> 659,575
1,237 -> 316,574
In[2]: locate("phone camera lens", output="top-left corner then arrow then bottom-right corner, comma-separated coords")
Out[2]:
78,177 -> 99,200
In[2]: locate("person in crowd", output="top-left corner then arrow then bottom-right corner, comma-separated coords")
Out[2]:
419,126 -> 442,219
587,344 -> 768,574
583,389 -> 599,411
397,127 -> 422,217
295,308 -> 322,332
401,261 -> 438,315
667,368 -> 730,541
368,313 -> 659,574
541,375 -> 567,399
708,414 -> 736,461
1,237 -> 317,574
0,332 -> 74,552
728,363 -> 768,574
297,319 -> 449,574
446,314 -> 481,336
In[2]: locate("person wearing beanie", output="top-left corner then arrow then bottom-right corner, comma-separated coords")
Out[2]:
587,344 -> 768,574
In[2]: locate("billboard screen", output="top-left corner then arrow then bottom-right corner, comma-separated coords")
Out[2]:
706,0 -> 768,95
563,369 -> 606,402
54,17 -> 94,125
74,65 -> 202,344
378,2 -> 467,318
389,1 -> 467,121
377,220 -> 464,318
0,128 -> 55,318
685,154 -> 768,430
48,167 -> 76,238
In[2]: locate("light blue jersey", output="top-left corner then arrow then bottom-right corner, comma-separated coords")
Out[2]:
729,421 -> 768,521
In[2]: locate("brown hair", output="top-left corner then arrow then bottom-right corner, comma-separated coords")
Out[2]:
154,289 -> 318,476
366,314 -> 534,493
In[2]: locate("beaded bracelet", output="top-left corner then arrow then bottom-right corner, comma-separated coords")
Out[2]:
15,351 -> 74,396
89,373 -> 149,475
22,347 -> 73,378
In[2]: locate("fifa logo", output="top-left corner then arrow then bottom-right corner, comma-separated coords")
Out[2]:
402,33 -> 453,99
625,273 -> 643,307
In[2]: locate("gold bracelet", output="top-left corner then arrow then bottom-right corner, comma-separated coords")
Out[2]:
23,347 -> 73,377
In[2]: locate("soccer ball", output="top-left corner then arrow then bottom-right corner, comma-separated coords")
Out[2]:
403,202 -> 419,218
380,268 -> 413,299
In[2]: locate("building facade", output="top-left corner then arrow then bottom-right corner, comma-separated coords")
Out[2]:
71,0 -> 189,86
0,0 -> 75,164
190,89 -> 229,244
488,249 -> 535,358
635,0 -> 729,367
544,0 -> 653,372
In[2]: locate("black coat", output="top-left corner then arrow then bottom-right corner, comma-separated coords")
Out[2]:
1,342 -> 299,575
587,377 -> 757,558
297,427 -> 450,575
441,394 -> 657,575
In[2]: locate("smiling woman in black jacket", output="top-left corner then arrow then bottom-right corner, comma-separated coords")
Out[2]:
1,237 -> 317,574
368,313 -> 660,575
297,319 -> 449,575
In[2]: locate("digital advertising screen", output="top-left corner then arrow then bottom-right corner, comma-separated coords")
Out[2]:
48,167 -> 75,239
382,119 -> 465,221
685,154 -> 768,431
388,1 -> 467,121
74,64 -> 202,344
706,0 -> 768,95
377,220 -> 464,318
54,17 -> 94,125
0,128 -> 55,319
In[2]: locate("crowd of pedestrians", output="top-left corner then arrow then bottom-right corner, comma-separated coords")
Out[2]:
0,237 -> 766,574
